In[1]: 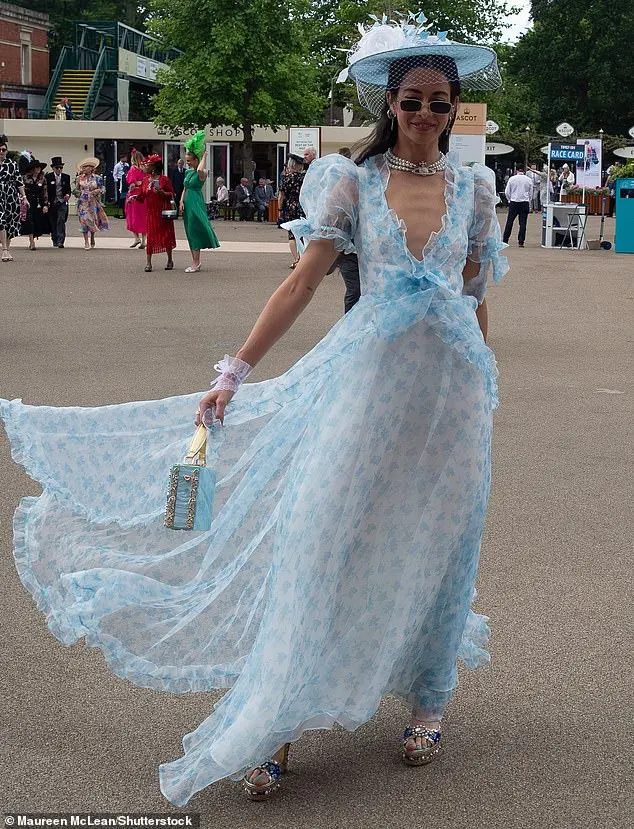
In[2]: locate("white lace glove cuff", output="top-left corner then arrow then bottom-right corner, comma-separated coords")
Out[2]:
210,354 -> 253,393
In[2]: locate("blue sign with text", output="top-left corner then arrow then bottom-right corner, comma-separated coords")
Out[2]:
550,143 -> 585,161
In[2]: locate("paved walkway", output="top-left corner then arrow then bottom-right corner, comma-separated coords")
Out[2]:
0,213 -> 631,828
10,236 -> 289,253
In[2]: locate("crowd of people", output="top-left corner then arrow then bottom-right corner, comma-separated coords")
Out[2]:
211,172 -> 277,221
496,158 -> 625,215
0,131 -> 219,271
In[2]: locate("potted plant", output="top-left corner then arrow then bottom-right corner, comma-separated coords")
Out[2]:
610,162 -> 634,179
562,185 -> 610,214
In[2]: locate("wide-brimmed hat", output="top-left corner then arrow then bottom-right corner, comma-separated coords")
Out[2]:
77,157 -> 100,171
18,151 -> 45,174
338,11 -> 501,117
51,156 -> 65,167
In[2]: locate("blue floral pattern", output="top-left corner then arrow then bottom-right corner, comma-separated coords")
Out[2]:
0,151 -> 507,807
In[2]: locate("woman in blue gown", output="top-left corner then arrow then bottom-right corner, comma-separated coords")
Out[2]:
0,13 -> 508,806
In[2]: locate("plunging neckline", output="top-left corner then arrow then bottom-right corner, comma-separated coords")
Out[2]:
377,155 -> 451,265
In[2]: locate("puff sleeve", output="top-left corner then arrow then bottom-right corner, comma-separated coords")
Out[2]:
463,164 -> 509,304
282,154 -> 359,255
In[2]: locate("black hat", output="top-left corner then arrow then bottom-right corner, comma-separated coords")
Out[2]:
51,156 -> 64,167
288,153 -> 304,164
19,152 -> 44,174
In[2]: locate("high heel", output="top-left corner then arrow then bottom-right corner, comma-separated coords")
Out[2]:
243,743 -> 290,800
401,724 -> 442,766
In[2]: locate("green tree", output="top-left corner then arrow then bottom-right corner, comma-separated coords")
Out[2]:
509,0 -> 634,136
148,0 -> 323,176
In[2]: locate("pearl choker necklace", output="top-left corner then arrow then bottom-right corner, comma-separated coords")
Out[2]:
385,148 -> 447,176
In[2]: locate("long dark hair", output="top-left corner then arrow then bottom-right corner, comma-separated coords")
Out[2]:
354,55 -> 460,165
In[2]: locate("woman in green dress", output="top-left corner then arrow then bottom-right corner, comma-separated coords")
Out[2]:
181,131 -> 220,272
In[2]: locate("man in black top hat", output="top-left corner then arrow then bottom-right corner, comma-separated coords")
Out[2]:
45,156 -> 71,248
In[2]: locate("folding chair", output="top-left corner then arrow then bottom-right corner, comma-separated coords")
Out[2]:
558,204 -> 588,250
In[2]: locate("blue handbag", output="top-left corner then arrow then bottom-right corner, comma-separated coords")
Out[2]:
164,423 -> 218,531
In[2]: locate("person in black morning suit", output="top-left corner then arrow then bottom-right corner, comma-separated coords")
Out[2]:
44,156 -> 72,248
169,158 -> 187,217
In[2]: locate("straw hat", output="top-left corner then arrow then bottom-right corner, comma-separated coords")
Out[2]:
77,157 -> 100,171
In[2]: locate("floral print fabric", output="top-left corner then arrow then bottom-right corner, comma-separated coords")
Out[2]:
0,151 -> 507,807
75,174 -> 108,234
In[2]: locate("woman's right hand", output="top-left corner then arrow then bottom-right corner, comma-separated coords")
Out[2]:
196,389 -> 234,426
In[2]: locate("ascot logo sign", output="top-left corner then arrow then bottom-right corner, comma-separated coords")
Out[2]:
485,119 -> 500,135
556,122 -> 575,137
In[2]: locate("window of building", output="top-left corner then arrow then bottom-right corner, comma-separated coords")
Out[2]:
21,42 -> 32,85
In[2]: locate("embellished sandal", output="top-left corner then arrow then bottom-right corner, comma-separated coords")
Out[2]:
144,265 -> 152,272
2,249 -> 12,262
401,724 -> 442,766
242,743 -> 290,800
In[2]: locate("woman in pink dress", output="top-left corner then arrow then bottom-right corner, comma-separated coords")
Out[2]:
125,150 -> 147,249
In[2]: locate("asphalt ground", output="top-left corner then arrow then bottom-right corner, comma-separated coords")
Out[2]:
1,211 -> 632,828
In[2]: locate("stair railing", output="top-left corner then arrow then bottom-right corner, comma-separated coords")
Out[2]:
82,46 -> 116,120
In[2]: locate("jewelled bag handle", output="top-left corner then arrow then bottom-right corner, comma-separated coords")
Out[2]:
183,424 -> 208,466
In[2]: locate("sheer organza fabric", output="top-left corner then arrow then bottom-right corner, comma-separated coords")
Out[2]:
0,151 -> 507,806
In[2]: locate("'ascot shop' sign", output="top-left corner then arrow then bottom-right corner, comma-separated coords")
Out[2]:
550,142 -> 585,161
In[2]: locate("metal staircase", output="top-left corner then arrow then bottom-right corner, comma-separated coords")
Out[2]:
35,22 -> 182,120
49,70 -> 95,118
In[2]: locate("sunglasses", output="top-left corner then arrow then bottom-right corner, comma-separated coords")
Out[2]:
399,98 -> 453,114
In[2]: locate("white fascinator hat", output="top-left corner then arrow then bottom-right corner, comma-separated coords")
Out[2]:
338,11 -> 502,117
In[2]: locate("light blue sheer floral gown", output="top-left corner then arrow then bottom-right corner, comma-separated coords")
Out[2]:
0,152 -> 507,806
